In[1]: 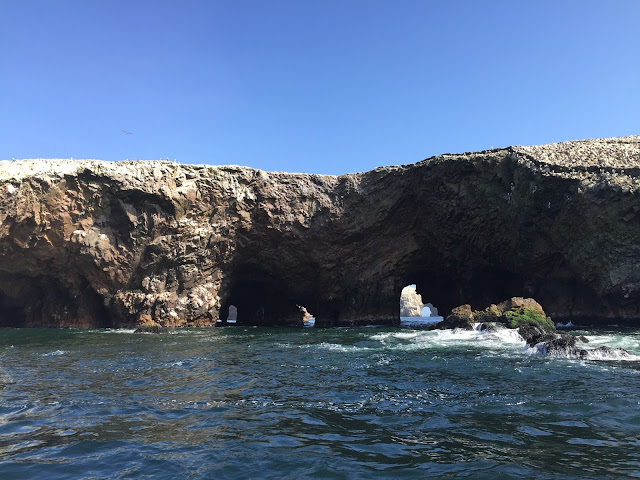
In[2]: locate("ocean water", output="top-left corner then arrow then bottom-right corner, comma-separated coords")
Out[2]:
1,324 -> 640,479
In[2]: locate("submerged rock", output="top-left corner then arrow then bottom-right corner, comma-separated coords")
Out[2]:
517,322 -> 631,360
134,325 -> 169,334
578,345 -> 633,360
478,322 -> 500,333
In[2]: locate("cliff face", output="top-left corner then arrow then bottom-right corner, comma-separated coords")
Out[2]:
1,136 -> 639,328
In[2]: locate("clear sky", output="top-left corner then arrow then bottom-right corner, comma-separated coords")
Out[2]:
1,1 -> 638,174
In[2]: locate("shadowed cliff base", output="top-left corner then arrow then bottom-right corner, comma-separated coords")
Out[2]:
1,136 -> 639,328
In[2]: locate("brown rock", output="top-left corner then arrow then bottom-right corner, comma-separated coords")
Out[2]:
498,297 -> 546,316
438,304 -> 474,330
0,136 -> 639,328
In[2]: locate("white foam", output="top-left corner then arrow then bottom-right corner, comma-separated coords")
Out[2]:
42,350 -> 66,357
491,326 -> 526,344
369,324 -> 527,354
527,342 -> 640,361
370,331 -> 421,341
582,349 -> 639,361
96,329 -> 137,334
315,342 -> 370,353
392,331 -> 424,339
581,334 -> 640,353
307,324 -> 640,362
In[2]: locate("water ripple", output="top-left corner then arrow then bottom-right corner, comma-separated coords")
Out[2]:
0,326 -> 639,478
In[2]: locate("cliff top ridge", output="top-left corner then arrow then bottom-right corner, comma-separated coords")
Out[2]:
2,135 -> 639,182
514,135 -> 640,169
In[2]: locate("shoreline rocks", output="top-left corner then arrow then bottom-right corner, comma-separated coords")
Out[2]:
440,297 -> 633,359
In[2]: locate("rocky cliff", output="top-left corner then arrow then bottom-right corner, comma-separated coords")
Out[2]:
400,286 -> 423,317
1,136 -> 639,328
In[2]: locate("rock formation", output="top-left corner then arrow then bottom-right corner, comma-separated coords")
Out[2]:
1,136 -> 640,328
443,297 -> 633,359
400,286 -> 423,317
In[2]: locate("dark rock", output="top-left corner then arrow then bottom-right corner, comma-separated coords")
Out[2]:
577,335 -> 590,343
517,324 -> 554,346
473,310 -> 502,324
542,334 -> 578,357
579,346 -> 633,359
134,325 -> 169,334
529,335 -> 632,360
478,322 -> 502,333
438,304 -> 474,330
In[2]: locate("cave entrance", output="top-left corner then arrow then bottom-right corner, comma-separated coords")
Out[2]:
0,290 -> 26,327
218,267 -> 311,327
0,275 -> 112,328
399,284 -> 443,326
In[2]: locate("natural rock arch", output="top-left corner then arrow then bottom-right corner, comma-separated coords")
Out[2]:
422,303 -> 438,317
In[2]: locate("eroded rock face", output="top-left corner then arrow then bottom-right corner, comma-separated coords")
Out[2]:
400,286 -> 423,317
1,136 -> 640,328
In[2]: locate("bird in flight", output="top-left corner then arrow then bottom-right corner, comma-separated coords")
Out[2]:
122,130 -> 133,135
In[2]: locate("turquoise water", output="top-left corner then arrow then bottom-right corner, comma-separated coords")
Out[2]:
1,326 -> 640,479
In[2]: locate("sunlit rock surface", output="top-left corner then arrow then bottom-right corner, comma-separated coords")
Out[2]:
1,135 -> 639,328
400,286 -> 423,317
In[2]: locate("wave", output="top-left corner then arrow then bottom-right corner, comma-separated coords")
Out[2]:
527,341 -> 640,361
92,328 -> 137,334
42,350 -> 66,357
318,324 -> 640,362
366,324 -> 526,353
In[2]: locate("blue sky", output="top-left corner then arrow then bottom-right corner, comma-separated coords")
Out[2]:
1,0 -> 638,174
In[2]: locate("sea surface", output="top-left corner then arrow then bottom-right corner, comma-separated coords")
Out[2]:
1,322 -> 640,479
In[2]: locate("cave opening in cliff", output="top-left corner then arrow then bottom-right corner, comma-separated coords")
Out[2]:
399,284 -> 443,325
218,267 -> 312,327
0,275 -> 113,328
0,290 -> 26,327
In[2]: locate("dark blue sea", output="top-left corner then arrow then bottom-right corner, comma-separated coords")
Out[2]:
1,324 -> 640,479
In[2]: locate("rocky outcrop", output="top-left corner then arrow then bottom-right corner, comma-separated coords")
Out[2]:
442,297 -> 633,359
518,323 -> 632,359
400,286 -> 423,317
1,135 -> 640,328
439,297 -> 550,331
437,304 -> 475,330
